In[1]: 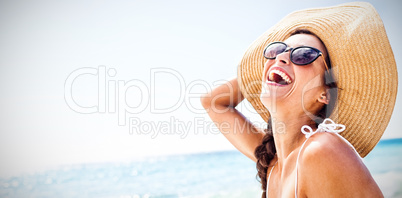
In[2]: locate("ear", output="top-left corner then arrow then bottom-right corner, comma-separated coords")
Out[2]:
318,92 -> 329,105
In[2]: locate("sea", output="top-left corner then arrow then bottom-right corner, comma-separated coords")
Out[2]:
1,138 -> 401,198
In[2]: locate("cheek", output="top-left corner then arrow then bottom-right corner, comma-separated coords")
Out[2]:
301,75 -> 325,91
262,59 -> 275,80
294,69 -> 326,99
295,66 -> 325,88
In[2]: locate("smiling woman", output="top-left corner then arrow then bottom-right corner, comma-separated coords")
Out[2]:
201,2 -> 397,198
256,31 -> 341,197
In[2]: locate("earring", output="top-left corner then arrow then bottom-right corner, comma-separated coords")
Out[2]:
320,96 -> 324,99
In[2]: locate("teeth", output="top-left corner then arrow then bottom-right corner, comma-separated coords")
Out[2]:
268,70 -> 292,84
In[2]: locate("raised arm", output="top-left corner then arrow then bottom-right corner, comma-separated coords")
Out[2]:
200,78 -> 265,162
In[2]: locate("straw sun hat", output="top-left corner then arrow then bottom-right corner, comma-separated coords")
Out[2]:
237,2 -> 398,157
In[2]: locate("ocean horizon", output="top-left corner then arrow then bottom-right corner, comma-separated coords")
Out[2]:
1,138 -> 401,198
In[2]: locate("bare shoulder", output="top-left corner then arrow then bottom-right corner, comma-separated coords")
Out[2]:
301,132 -> 360,164
298,132 -> 383,197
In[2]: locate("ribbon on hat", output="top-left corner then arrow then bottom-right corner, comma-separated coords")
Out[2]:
301,118 -> 346,139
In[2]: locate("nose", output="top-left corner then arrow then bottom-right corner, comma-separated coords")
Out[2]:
276,47 -> 293,65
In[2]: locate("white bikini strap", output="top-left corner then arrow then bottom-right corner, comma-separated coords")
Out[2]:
301,118 -> 346,138
266,160 -> 278,198
294,118 -> 346,198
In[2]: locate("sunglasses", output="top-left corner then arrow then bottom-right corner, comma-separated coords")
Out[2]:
263,42 -> 329,70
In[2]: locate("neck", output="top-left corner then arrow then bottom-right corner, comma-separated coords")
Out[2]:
270,111 -> 316,163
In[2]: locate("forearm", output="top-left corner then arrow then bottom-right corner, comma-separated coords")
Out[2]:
200,78 -> 265,162
200,78 -> 243,110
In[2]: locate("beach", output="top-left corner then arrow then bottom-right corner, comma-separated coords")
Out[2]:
0,138 -> 401,198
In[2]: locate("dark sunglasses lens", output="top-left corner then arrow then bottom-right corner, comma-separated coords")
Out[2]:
264,43 -> 287,59
291,47 -> 319,65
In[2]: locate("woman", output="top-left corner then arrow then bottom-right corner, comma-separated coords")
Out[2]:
201,2 -> 397,197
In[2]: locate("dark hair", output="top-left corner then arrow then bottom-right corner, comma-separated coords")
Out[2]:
255,118 -> 276,197
254,29 -> 337,196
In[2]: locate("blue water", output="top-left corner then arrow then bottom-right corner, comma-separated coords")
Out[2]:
363,139 -> 402,198
1,139 -> 401,198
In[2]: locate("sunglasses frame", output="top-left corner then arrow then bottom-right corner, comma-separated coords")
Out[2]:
263,42 -> 328,69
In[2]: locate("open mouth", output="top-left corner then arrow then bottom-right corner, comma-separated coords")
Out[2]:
267,69 -> 292,85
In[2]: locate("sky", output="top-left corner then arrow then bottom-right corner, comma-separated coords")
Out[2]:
0,0 -> 401,177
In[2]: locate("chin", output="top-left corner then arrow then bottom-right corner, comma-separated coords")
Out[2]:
261,80 -> 292,101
